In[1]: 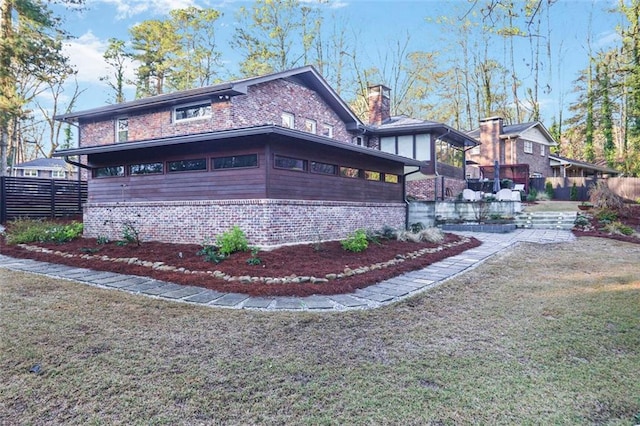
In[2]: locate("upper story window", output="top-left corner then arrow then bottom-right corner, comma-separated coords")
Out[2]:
305,119 -> 317,134
52,170 -> 66,179
130,162 -> 163,175
540,144 -> 545,156
322,124 -> 334,138
436,139 -> 464,168
380,133 -> 431,161
274,154 -> 307,171
524,140 -> 533,154
213,154 -> 258,169
168,159 -> 207,173
282,112 -> 295,129
116,117 -> 128,142
311,161 -> 337,175
23,169 -> 38,177
470,144 -> 480,155
174,102 -> 212,122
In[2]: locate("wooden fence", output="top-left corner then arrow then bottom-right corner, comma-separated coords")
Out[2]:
0,176 -> 87,223
533,176 -> 640,201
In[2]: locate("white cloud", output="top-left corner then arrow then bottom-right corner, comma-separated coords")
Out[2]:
91,0 -> 198,19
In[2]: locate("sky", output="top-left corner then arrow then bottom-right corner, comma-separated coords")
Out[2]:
49,0 -> 623,130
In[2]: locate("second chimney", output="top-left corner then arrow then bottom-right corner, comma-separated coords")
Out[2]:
368,84 -> 391,125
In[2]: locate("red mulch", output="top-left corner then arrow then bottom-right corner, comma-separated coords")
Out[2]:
573,204 -> 640,245
0,234 -> 481,297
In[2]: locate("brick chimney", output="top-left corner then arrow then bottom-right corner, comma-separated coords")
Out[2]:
479,116 -> 504,163
368,84 -> 391,125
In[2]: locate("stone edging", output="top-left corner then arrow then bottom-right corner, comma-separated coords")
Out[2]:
17,236 -> 472,285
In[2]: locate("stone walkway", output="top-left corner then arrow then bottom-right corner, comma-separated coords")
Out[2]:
0,229 -> 576,312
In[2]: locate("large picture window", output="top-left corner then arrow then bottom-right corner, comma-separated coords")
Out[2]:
380,133 -> 431,161
213,154 -> 258,170
174,102 -> 212,122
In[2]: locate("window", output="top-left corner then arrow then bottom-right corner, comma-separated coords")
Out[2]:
116,117 -> 128,142
364,170 -> 381,181
354,136 -> 364,146
524,140 -> 533,153
470,144 -> 481,155
282,112 -> 295,128
274,155 -> 306,171
305,119 -> 317,134
168,159 -> 207,173
23,169 -> 38,177
311,161 -> 337,175
379,134 -> 432,161
174,102 -> 212,122
95,166 -> 124,178
213,154 -> 258,169
322,124 -> 333,138
384,173 -> 399,184
339,166 -> 360,178
130,162 -> 163,175
436,139 -> 464,168
540,144 -> 545,156
52,170 -> 66,179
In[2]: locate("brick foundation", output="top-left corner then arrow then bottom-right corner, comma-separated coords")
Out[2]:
83,199 -> 406,248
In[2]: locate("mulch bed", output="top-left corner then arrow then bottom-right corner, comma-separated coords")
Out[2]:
0,234 -> 481,297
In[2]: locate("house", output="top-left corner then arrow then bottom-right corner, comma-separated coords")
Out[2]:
549,155 -> 620,178
53,66 -> 476,246
466,117 -> 557,180
11,158 -> 79,180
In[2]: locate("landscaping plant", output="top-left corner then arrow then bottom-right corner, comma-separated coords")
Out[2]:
341,229 -> 369,252
4,219 -> 83,245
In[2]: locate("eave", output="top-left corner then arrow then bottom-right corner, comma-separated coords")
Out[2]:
53,125 -> 426,168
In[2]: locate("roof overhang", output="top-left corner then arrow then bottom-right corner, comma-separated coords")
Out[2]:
368,123 -> 478,148
549,155 -> 619,175
53,125 -> 427,169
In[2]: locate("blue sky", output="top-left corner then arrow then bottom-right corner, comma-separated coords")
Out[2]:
52,0 -> 622,127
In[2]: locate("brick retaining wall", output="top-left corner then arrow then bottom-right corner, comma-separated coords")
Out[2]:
83,199 -> 406,247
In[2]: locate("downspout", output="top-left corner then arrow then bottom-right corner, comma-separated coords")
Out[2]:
403,166 -> 422,230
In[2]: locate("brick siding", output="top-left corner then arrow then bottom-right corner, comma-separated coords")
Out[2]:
83,199 -> 406,247
407,177 -> 466,200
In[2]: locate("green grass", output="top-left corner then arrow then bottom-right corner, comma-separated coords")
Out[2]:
1,237 -> 639,424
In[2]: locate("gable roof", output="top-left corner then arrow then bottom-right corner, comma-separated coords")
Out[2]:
55,66 -> 362,129
368,115 -> 478,148
13,158 -> 70,169
468,120 -> 557,146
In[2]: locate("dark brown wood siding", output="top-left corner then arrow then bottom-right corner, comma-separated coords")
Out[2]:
87,140 -> 267,203
266,139 -> 404,202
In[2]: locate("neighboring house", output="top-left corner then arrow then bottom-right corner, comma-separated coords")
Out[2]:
466,116 -> 557,179
54,66 -> 476,246
549,155 -> 620,178
11,158 -> 78,180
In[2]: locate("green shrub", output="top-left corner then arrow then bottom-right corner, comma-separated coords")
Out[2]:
601,221 -> 634,236
574,215 -> 590,228
595,209 -> 618,224
197,240 -> 226,264
341,229 -> 369,252
246,247 -> 262,265
526,187 -> 538,202
570,182 -> 578,201
216,226 -> 249,256
544,181 -> 554,199
5,219 -> 83,245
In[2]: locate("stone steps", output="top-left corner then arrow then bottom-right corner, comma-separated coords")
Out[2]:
515,211 -> 578,230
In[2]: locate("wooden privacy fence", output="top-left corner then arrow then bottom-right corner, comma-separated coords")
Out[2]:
534,177 -> 640,201
0,176 -> 87,223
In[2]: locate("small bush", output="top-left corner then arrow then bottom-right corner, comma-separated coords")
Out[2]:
216,226 -> 249,256
341,229 -> 369,252
588,181 -> 624,210
5,219 -> 83,245
409,222 -> 425,233
397,227 -> 444,244
595,209 -> 618,224
121,222 -> 141,246
570,182 -> 578,201
544,181 -> 555,199
526,187 -> 538,202
246,246 -> 262,265
574,215 -> 590,228
197,240 -> 226,264
601,221 -> 634,236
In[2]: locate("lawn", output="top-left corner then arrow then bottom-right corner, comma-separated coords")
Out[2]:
1,237 -> 639,424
